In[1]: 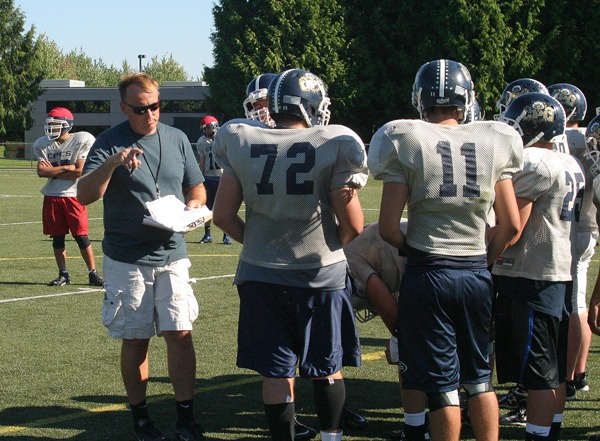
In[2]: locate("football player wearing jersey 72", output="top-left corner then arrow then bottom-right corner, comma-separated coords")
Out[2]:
213,69 -> 368,441
368,59 -> 523,441
493,93 -> 585,441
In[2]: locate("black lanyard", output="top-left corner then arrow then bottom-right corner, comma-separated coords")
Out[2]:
134,129 -> 162,199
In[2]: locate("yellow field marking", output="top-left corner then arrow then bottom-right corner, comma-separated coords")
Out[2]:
0,355 -> 385,435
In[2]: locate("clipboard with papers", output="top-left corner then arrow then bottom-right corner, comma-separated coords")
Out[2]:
142,195 -> 212,233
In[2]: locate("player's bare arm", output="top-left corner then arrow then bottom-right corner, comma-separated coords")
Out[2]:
331,186 -> 363,244
486,178 -> 520,265
378,182 -> 408,250
212,173 -> 245,244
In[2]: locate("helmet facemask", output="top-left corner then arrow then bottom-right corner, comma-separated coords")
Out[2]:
584,118 -> 600,177
44,117 -> 73,141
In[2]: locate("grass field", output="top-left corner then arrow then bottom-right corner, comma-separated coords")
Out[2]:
0,166 -> 598,440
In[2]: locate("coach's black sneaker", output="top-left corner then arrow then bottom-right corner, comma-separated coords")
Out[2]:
49,271 -> 70,286
343,406 -> 369,429
88,269 -> 104,286
175,421 -> 206,440
574,371 -> 590,391
294,417 -> 317,440
134,418 -> 170,441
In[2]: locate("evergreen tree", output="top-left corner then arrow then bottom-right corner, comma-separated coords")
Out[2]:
0,0 -> 43,140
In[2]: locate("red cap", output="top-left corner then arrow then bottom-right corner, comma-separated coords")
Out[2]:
47,107 -> 74,119
201,115 -> 218,126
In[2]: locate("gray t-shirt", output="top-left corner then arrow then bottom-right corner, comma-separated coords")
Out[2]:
83,121 -> 204,266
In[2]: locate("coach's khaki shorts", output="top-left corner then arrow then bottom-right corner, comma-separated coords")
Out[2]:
101,256 -> 198,339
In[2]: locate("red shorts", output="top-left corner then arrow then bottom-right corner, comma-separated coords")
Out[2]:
42,196 -> 89,237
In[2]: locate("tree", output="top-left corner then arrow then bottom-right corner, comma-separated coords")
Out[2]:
535,0 -> 600,125
0,0 -> 44,140
143,54 -> 189,84
36,37 -> 124,87
36,37 -> 189,87
203,0 -> 348,122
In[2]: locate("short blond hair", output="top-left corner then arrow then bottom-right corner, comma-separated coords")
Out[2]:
118,73 -> 159,100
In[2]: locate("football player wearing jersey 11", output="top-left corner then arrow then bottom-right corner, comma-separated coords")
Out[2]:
493,93 -> 584,441
212,69 -> 368,441
368,59 -> 523,441
33,107 -> 104,287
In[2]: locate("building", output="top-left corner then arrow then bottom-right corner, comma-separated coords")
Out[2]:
23,79 -> 211,159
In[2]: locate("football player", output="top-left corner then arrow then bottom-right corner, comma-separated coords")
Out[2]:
194,115 -> 231,245
33,107 -> 104,287
368,59 -> 523,441
493,93 -> 584,441
585,115 -> 600,337
213,69 -> 368,441
549,83 -> 595,400
243,73 -> 278,127
494,78 -> 549,121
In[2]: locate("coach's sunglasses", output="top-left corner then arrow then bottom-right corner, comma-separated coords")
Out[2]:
122,101 -> 160,115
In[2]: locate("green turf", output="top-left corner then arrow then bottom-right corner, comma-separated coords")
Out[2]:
0,170 -> 598,440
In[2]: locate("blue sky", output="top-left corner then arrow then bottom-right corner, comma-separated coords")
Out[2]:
16,0 -> 215,80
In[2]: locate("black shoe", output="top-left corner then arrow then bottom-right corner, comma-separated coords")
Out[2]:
49,273 -> 70,286
566,381 -> 577,401
498,385 -> 527,409
574,371 -> 590,391
499,404 -> 527,427
88,269 -> 104,286
343,406 -> 368,429
134,418 -> 170,441
175,421 -> 206,440
390,426 -> 431,441
294,417 -> 317,440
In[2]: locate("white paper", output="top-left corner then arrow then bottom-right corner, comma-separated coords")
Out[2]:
142,195 -> 212,233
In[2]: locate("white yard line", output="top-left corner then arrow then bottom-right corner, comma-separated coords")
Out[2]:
0,274 -> 235,303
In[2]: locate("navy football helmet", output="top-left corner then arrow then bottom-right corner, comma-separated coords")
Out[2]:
498,92 -> 566,147
548,83 -> 587,122
411,59 -> 474,123
267,69 -> 331,127
494,78 -> 548,120
243,73 -> 277,125
585,115 -> 600,177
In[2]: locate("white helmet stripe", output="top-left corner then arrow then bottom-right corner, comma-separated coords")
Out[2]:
438,59 -> 446,98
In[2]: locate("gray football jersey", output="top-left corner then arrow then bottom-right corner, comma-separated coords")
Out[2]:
368,119 -> 523,256
567,128 -> 598,232
493,148 -> 584,281
33,131 -> 95,197
214,118 -> 368,270
194,135 -> 223,178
